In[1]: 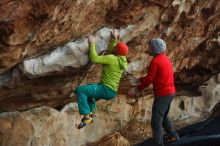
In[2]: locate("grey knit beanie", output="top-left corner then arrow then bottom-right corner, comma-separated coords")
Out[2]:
149,38 -> 166,56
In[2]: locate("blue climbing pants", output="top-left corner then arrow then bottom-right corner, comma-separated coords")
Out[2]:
74,83 -> 116,115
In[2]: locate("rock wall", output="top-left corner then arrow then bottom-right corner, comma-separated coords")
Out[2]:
0,0 -> 219,111
0,0 -> 220,145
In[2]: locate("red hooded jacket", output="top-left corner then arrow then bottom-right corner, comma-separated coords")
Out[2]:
137,54 -> 175,96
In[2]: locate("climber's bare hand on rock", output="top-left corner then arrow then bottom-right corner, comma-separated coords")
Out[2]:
111,29 -> 119,40
88,35 -> 95,43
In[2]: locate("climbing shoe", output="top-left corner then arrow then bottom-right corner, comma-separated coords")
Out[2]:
77,117 -> 93,129
165,134 -> 179,143
90,112 -> 96,118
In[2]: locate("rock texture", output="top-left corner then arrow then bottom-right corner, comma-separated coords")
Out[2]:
0,0 -> 219,111
0,103 -> 132,146
21,27 -> 124,78
0,0 -> 120,73
0,0 -> 220,145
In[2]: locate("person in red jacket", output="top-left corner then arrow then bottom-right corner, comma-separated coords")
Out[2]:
128,38 -> 179,146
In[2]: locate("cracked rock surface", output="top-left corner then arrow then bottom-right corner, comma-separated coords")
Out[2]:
0,0 -> 219,145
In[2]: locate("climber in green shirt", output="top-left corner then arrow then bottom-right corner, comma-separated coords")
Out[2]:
74,29 -> 128,129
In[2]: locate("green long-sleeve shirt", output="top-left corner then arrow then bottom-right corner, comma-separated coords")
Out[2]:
89,39 -> 127,92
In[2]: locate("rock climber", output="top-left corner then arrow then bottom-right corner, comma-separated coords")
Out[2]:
74,29 -> 128,129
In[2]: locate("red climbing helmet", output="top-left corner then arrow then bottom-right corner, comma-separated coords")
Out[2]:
114,42 -> 129,56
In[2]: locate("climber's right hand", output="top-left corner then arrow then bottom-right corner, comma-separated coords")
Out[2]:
110,29 -> 119,40
88,35 -> 95,43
